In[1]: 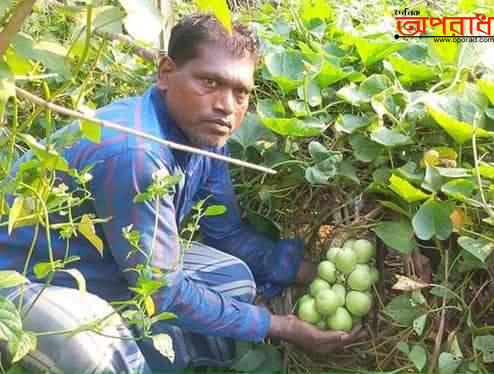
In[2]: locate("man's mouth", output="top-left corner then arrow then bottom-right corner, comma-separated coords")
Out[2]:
205,119 -> 232,135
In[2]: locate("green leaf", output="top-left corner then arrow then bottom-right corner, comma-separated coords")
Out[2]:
0,295 -> 23,342
151,334 -> 175,363
413,314 -> 427,336
0,271 -> 29,289
426,101 -> 490,145
412,199 -> 453,241
20,134 -> 69,172
354,37 -> 406,66
78,214 -> 104,256
230,113 -> 276,150
335,114 -> 370,134
457,236 -> 494,263
300,0 -> 332,25
80,119 -> 101,143
384,294 -> 423,325
8,196 -> 37,235
12,35 -> 71,78
388,54 -> 435,85
315,60 -> 350,87
33,262 -> 55,279
297,79 -> 321,107
370,127 -> 412,147
119,0 -> 163,47
478,79 -> 494,105
410,344 -> 427,372
260,117 -> 325,137
422,165 -> 443,193
196,0 -> 232,33
427,30 -> 459,66
389,174 -> 430,203
264,51 -> 306,93
372,220 -> 416,253
377,200 -> 410,217
336,84 -> 368,106
0,61 -> 15,119
337,159 -> 359,184
477,162 -> 494,179
232,343 -> 267,372
245,208 -> 281,239
349,133 -> 384,162
359,75 -> 393,98
396,341 -> 410,355
438,352 -> 462,374
0,0 -> 12,13
256,99 -> 285,118
435,167 -> 470,178
9,331 -> 36,363
204,205 -> 226,216
473,335 -> 494,363
441,179 -> 475,199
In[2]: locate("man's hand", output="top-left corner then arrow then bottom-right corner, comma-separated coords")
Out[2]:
268,315 -> 367,354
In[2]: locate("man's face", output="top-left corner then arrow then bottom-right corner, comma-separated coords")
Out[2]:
158,42 -> 256,148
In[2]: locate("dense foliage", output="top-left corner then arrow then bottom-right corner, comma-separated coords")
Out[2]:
0,0 -> 494,373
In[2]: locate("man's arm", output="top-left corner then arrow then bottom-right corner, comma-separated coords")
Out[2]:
88,148 -> 271,341
196,148 -> 313,297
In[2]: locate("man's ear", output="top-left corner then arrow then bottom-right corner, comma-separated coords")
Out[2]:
157,56 -> 176,91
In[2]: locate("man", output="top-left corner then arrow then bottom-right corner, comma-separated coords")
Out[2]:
0,14 -> 365,372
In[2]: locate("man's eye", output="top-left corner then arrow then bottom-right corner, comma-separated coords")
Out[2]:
235,88 -> 250,98
203,78 -> 217,87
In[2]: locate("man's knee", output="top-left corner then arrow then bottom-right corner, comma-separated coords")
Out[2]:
2,284 -> 149,374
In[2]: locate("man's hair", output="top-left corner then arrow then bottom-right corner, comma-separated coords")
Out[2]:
167,13 -> 259,67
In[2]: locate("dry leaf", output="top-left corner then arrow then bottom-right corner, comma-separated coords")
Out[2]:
392,275 -> 430,292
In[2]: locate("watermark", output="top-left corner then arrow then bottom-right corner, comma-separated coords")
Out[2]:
393,8 -> 493,41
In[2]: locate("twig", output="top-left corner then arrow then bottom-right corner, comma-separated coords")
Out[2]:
427,240 -> 449,374
94,30 -> 159,62
15,87 -> 277,175
0,0 -> 36,57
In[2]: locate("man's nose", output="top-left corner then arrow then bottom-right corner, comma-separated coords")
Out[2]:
213,89 -> 235,115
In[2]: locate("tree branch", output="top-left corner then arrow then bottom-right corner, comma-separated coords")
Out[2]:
15,87 -> 276,175
0,0 -> 36,57
94,30 -> 159,62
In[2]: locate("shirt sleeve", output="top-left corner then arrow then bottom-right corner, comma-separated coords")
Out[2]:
196,148 -> 304,299
89,148 -> 271,341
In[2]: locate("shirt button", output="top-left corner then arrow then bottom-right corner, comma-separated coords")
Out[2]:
265,282 -> 271,288
259,286 -> 265,293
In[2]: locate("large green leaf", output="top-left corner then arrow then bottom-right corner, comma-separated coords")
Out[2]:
119,0 -> 163,47
11,35 -> 71,78
264,51 -> 306,93
349,133 -> 384,162
478,78 -> 494,105
412,198 -> 453,241
409,345 -> 427,372
305,142 -> 342,184
9,331 -> 36,363
0,61 -> 15,119
354,37 -> 406,66
335,114 -> 370,134
457,236 -> 494,263
370,127 -> 412,147
438,352 -> 462,374
260,117 -> 325,137
477,162 -> 494,179
388,54 -> 434,85
0,295 -> 23,342
315,60 -> 350,87
196,0 -> 232,33
441,179 -> 475,200
297,79 -> 321,107
384,294 -> 424,325
473,335 -> 494,363
426,96 -> 491,144
427,31 -> 459,66
300,0 -> 332,25
337,74 -> 392,106
372,220 -> 416,253
389,174 -> 430,203
20,134 -> 69,171
230,113 -> 276,150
